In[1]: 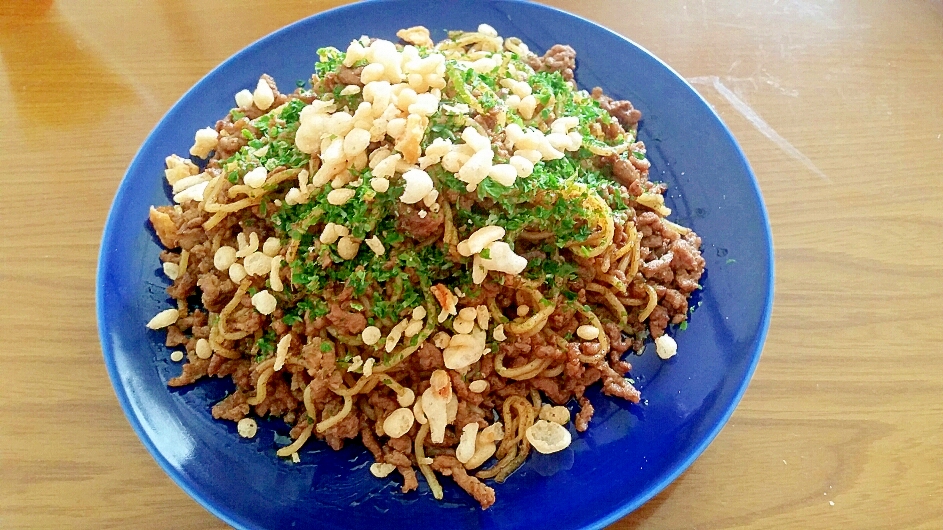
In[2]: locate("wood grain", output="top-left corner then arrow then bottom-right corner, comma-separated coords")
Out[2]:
1,1 -> 940,528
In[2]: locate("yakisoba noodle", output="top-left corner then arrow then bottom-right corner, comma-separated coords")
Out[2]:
145,24 -> 706,508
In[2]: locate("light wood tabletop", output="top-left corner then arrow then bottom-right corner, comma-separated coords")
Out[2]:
1,1 -> 941,528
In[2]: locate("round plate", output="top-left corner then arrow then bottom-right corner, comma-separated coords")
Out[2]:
97,1 -> 773,529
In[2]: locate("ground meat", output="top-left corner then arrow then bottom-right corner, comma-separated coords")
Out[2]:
213,118 -> 251,160
361,426 -> 383,460
197,273 -> 234,312
168,356 -> 210,387
212,391 -> 250,421
674,270 -> 702,295
255,373 -> 298,418
564,343 -> 583,379
175,309 -> 207,331
549,304 -> 578,335
228,306 -> 265,335
671,237 -> 700,269
662,288 -> 688,319
528,44 -> 577,81
611,360 -> 632,376
453,401 -> 488,430
575,396 -> 594,432
431,456 -> 496,509
326,303 -> 367,335
592,86 -> 643,128
648,305 -> 670,338
530,377 -> 569,405
324,410 -> 361,450
635,211 -> 662,235
164,325 -> 188,347
600,366 -> 642,403
641,251 -> 675,283
417,342 -> 444,371
498,335 -> 532,360
369,390 -> 400,421
176,217 -> 209,251
474,107 -> 501,131
166,270 -> 196,301
384,450 -> 412,468
604,323 -> 632,356
396,202 -> 444,240
336,65 -> 364,86
459,281 -> 501,308
612,156 -> 642,188
450,372 -> 485,407
215,135 -> 244,160
322,65 -> 364,90
205,353 -> 229,376
398,466 -> 419,493
386,435 -> 412,455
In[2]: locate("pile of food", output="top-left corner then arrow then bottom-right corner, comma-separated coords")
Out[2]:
145,24 -> 705,509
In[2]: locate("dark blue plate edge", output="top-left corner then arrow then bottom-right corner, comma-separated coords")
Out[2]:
94,2 -> 776,529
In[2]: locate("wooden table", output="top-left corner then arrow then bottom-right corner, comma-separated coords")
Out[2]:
2,1 -> 941,528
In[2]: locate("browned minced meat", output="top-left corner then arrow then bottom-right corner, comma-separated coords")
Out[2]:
361,426 -> 383,460
324,410 -> 361,450
326,303 -> 367,335
575,397 -> 594,432
368,392 -> 400,427
632,211 -> 706,337
385,450 -> 411,468
164,325 -> 188,347
322,65 -> 364,90
396,202 -> 444,240
449,372 -> 484,407
175,309 -> 207,332
214,118 -> 252,160
641,250 -> 675,283
168,356 -> 210,387
671,236 -> 706,294
173,206 -> 212,251
527,44 -> 577,81
592,86 -> 642,129
602,323 -> 632,357
600,363 -> 642,403
611,156 -> 642,188
431,456 -> 496,509
212,391 -> 250,421
383,450 -> 419,493
255,372 -> 299,418
416,342 -> 444,371
662,288 -> 688,321
647,306 -> 670,339
453,401 -> 489,430
197,273 -> 235,313
397,466 -> 419,493
385,435 -> 412,455
474,107 -> 502,132
166,270 -> 197,302
529,377 -> 571,405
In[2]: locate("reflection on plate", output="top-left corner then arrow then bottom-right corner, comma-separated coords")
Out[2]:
97,1 -> 773,529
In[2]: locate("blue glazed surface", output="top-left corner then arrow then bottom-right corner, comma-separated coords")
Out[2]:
97,1 -> 774,529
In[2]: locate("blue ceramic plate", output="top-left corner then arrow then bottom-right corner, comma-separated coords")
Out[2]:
98,1 -> 773,528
